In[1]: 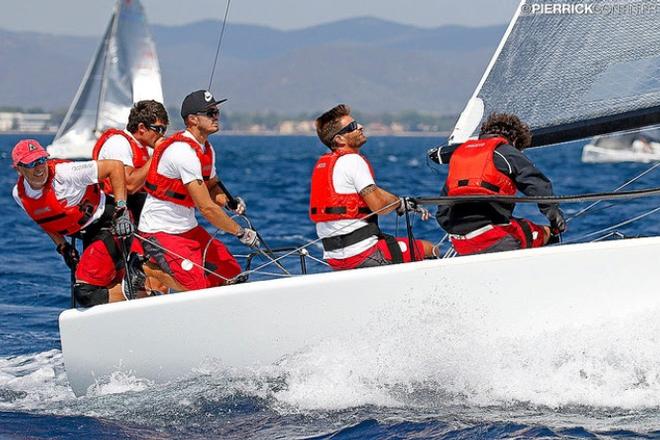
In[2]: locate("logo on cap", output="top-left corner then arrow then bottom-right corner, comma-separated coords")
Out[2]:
28,143 -> 36,151
204,91 -> 213,102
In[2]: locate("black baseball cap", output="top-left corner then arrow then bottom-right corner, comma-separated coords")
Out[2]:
180,90 -> 228,120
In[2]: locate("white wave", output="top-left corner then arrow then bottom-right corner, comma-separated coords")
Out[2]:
267,293 -> 660,412
1,293 -> 659,422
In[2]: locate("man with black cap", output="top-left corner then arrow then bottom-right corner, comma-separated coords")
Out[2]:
138,89 -> 259,292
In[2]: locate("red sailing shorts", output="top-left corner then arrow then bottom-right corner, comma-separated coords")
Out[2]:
450,219 -> 546,256
75,237 -> 141,286
141,226 -> 242,291
327,237 -> 425,270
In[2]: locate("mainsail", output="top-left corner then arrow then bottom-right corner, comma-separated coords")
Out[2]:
449,0 -> 660,147
48,0 -> 163,159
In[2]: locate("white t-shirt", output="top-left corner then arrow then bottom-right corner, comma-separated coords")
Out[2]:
138,131 -> 217,234
315,154 -> 378,259
96,130 -> 143,167
13,161 -> 106,230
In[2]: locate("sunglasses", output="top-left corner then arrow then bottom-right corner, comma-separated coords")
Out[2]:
19,157 -> 47,169
196,108 -> 220,118
148,124 -> 168,135
332,120 -> 359,139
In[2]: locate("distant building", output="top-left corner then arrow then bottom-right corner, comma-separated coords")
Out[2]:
278,120 -> 315,134
0,113 -> 15,131
0,112 -> 54,132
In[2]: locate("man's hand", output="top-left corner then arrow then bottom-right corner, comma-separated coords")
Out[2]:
396,197 -> 431,221
231,196 -> 247,215
236,227 -> 259,248
112,201 -> 134,237
546,207 -> 567,234
56,242 -> 80,270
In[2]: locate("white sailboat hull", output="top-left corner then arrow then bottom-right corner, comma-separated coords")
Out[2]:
581,142 -> 660,163
59,236 -> 660,396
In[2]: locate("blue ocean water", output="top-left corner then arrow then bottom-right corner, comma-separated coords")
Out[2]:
0,133 -> 659,439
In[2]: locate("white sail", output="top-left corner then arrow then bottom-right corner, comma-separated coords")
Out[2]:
449,0 -> 660,147
48,0 -> 163,159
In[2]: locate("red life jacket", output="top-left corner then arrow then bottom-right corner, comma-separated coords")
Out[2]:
446,137 -> 516,196
144,131 -> 214,208
17,160 -> 102,236
309,150 -> 375,223
91,129 -> 151,194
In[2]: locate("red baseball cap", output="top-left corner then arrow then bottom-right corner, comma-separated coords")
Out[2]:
12,139 -> 49,168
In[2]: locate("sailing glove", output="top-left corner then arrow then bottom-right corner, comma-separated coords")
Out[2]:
396,197 -> 431,221
546,207 -> 567,234
232,196 -> 247,215
112,202 -> 134,238
56,241 -> 80,270
236,227 -> 260,248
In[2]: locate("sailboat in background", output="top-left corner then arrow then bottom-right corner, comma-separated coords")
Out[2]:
581,130 -> 660,163
48,0 -> 163,159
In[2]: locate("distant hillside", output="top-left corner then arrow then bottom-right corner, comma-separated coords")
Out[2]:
0,18 -> 504,115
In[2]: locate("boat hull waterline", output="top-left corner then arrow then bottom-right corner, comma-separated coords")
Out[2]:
59,237 -> 660,396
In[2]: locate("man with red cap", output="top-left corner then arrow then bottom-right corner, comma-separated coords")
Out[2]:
139,89 -> 259,292
12,139 -> 137,307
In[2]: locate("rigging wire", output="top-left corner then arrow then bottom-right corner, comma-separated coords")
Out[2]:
208,0 -> 232,90
566,161 -> 660,223
563,205 -> 660,243
133,199 -> 402,282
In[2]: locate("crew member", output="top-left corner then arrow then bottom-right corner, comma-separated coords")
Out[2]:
138,89 -> 259,292
436,112 -> 567,255
310,104 -> 435,271
92,100 -> 169,221
12,139 -> 136,307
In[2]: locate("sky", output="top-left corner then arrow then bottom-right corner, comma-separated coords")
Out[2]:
1,0 -> 521,36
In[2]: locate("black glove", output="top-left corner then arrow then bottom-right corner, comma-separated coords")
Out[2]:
396,197 -> 431,221
546,207 -> 567,234
112,202 -> 134,238
56,242 -> 80,270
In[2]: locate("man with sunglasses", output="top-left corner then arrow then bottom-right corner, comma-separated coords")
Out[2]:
138,89 -> 259,292
310,104 -> 436,271
12,139 -> 136,307
92,100 -> 169,222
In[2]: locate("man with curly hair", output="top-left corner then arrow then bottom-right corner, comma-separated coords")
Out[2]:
435,112 -> 566,255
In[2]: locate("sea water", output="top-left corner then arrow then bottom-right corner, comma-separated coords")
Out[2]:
0,134 -> 659,439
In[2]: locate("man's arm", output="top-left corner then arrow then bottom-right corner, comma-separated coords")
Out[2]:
123,157 -> 151,194
46,231 -> 67,248
96,159 -> 128,203
359,184 -> 400,215
206,176 -> 229,207
186,179 -> 242,235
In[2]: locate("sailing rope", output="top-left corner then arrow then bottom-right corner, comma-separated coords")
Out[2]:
413,185 -> 660,206
132,199 -> 402,283
208,0 -> 233,89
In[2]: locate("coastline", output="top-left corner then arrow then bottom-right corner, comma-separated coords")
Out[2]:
0,130 -> 449,138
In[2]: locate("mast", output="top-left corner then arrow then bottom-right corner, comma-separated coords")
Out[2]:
53,9 -> 115,142
95,1 -> 120,134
